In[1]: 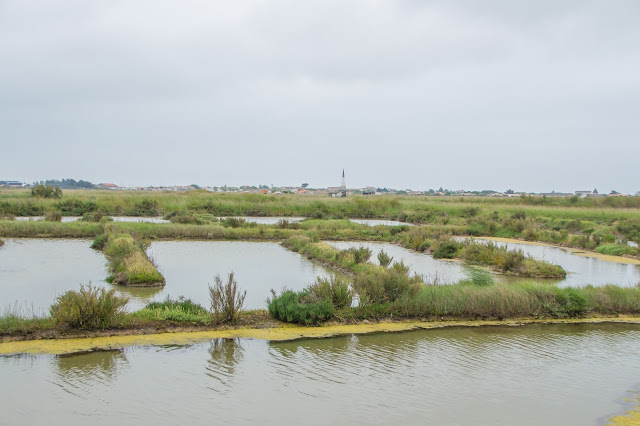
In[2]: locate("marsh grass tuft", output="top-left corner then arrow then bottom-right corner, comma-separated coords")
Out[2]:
377,249 -> 393,267
49,284 -> 129,329
307,276 -> 353,308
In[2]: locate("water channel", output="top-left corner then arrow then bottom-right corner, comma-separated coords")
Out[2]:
329,240 -> 640,287
1,323 -> 639,425
0,239 -> 331,311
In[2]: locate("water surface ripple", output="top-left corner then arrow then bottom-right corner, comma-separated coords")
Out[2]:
3,324 -> 638,425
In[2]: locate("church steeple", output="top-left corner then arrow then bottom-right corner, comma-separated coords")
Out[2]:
341,169 -> 346,189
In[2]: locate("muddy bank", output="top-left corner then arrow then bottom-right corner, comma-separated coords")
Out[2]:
2,316 -> 639,356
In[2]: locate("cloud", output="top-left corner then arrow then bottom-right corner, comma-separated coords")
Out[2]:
1,1 -> 638,192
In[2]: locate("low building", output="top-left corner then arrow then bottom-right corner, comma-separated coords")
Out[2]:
362,187 -> 376,195
0,180 -> 23,188
97,183 -> 119,189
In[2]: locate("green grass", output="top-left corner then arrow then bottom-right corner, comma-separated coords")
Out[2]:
0,304 -> 53,334
133,297 -> 211,324
99,232 -> 165,286
2,188 -> 639,257
595,244 -> 638,257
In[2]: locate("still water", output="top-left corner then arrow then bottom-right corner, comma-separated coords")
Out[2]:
349,219 -> 412,227
146,241 -> 331,310
327,241 -> 468,284
1,323 -> 639,425
329,240 -> 640,287
470,238 -> 640,287
0,239 -> 330,311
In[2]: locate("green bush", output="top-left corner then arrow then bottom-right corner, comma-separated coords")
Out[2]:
31,185 -> 62,199
44,211 -> 62,222
222,217 -> 247,228
267,290 -> 334,325
81,211 -> 110,222
377,249 -> 394,267
91,233 -> 109,250
433,240 -> 461,259
353,267 -> 421,305
595,244 -> 637,257
49,284 -> 129,329
307,276 -> 353,308
348,246 -> 372,264
125,199 -> 159,216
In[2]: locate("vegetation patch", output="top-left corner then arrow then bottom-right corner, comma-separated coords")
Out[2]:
49,284 -> 129,329
97,232 -> 165,286
268,290 -> 334,325
134,297 -> 211,324
209,273 -> 247,323
594,244 -> 637,257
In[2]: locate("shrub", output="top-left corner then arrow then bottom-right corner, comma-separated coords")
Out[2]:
348,246 -> 372,264
377,249 -> 394,267
209,272 -> 246,323
307,276 -> 353,308
595,244 -> 637,257
31,184 -> 62,198
267,290 -> 334,325
276,219 -> 300,229
49,284 -> 129,329
91,233 -> 109,250
353,267 -> 421,305
81,211 -> 108,222
433,240 -> 461,259
222,217 -> 247,228
44,211 -> 62,222
125,199 -> 159,216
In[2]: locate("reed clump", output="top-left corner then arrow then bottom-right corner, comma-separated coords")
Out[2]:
209,272 -> 246,323
44,211 -> 62,222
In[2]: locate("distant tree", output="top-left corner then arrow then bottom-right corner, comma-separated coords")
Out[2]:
438,187 -> 444,192
505,189 -> 515,194
610,190 -> 619,195
191,184 -> 201,189
636,191 -> 640,196
301,183 -> 309,188
31,184 -> 62,198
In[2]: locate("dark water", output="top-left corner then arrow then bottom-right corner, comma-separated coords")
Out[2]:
1,323 -> 639,425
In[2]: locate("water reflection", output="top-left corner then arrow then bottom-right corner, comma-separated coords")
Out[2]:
2,324 -> 640,425
53,350 -> 129,394
205,338 -> 245,394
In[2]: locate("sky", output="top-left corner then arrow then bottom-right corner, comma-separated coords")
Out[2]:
1,1 -> 639,193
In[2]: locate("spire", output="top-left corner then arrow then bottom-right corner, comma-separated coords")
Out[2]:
341,169 -> 346,189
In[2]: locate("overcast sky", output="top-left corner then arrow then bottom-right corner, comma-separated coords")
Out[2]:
1,1 -> 639,193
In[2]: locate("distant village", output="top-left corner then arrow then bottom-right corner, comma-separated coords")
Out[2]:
1,178 -> 637,198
